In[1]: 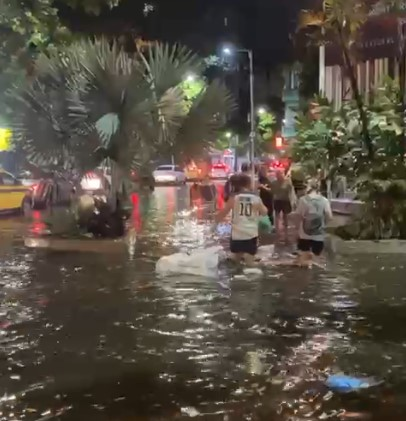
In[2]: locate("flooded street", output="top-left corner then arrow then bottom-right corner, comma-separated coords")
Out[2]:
1,186 -> 406,420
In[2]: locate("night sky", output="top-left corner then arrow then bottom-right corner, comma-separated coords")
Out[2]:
59,0 -> 306,129
62,0 -> 302,68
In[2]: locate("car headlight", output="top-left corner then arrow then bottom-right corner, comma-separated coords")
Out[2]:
81,177 -> 102,190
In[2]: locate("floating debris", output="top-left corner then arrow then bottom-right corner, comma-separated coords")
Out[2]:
181,406 -> 201,417
325,375 -> 383,393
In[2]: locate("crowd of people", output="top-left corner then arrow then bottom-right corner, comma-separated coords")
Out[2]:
188,163 -> 332,268
207,163 -> 332,269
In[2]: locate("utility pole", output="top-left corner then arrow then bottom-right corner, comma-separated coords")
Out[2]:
248,49 -> 256,187
233,134 -> 239,172
398,18 -> 406,161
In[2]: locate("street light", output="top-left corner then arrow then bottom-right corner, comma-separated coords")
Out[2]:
222,45 -> 255,186
225,131 -> 232,139
185,73 -> 196,82
257,106 -> 266,116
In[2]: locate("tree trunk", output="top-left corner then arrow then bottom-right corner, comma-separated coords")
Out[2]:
336,25 -> 374,159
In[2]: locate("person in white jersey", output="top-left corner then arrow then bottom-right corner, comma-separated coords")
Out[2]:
216,174 -> 268,265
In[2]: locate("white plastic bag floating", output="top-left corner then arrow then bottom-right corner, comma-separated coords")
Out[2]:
156,245 -> 224,278
243,267 -> 263,276
256,244 -> 275,262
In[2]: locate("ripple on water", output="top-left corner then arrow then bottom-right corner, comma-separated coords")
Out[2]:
1,193 -> 406,418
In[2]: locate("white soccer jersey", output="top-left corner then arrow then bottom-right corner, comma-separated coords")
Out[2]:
231,193 -> 260,240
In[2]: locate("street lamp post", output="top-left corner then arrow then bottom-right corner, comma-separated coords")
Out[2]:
248,49 -> 255,186
223,46 -> 255,187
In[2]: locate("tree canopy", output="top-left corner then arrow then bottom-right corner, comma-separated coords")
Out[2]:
11,39 -> 235,176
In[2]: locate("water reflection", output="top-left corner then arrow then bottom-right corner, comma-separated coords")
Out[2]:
0,186 -> 406,419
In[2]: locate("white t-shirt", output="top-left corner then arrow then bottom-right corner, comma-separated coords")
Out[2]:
231,193 -> 261,240
296,193 -> 332,242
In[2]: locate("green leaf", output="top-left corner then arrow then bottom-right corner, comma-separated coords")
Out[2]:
95,113 -> 120,145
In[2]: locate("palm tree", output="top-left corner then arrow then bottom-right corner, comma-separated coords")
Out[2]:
11,38 -> 234,210
299,0 -> 373,157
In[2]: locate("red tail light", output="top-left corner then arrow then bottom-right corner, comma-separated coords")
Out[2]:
270,160 -> 286,169
30,184 -> 39,192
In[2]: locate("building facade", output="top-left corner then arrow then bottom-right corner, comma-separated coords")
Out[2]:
321,1 -> 406,108
282,67 -> 300,140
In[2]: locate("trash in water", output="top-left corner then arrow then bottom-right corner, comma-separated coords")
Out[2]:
181,407 -> 200,417
243,267 -> 263,276
156,246 -> 224,277
256,244 -> 275,261
24,237 -> 50,248
233,274 -> 248,280
325,374 -> 383,393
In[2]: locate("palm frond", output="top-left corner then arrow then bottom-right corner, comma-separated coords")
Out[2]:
11,76 -> 88,168
10,37 -> 234,179
140,43 -> 204,97
72,38 -> 148,123
172,79 -> 236,158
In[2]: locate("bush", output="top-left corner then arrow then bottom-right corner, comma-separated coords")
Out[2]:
294,79 -> 406,239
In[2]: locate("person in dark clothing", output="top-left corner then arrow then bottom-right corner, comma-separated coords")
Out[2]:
224,173 -> 241,202
224,162 -> 254,202
200,175 -> 217,203
258,166 -> 274,225
190,181 -> 201,203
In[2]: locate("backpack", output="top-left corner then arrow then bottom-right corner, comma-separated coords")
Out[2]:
302,196 -> 325,236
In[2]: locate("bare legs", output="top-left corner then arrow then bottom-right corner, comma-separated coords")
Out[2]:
295,251 -> 313,268
283,213 -> 289,243
230,253 -> 257,266
275,211 -> 289,243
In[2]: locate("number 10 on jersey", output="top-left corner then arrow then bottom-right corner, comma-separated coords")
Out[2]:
239,201 -> 252,217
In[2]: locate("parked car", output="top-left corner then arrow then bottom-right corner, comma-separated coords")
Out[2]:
153,165 -> 186,185
210,162 -> 230,179
0,169 -> 31,214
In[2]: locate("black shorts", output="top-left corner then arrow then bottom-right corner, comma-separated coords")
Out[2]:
297,238 -> 324,256
230,237 -> 258,255
274,200 -> 292,214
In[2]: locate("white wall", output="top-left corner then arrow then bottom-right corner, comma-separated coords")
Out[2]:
324,57 -> 395,109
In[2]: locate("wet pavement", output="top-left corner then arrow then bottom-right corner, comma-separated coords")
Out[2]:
1,185 -> 406,420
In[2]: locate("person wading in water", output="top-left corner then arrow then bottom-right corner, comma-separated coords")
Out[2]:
294,179 -> 333,268
270,170 -> 295,243
216,173 -> 268,266
258,165 -> 274,226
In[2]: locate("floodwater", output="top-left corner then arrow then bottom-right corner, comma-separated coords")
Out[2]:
1,186 -> 406,420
